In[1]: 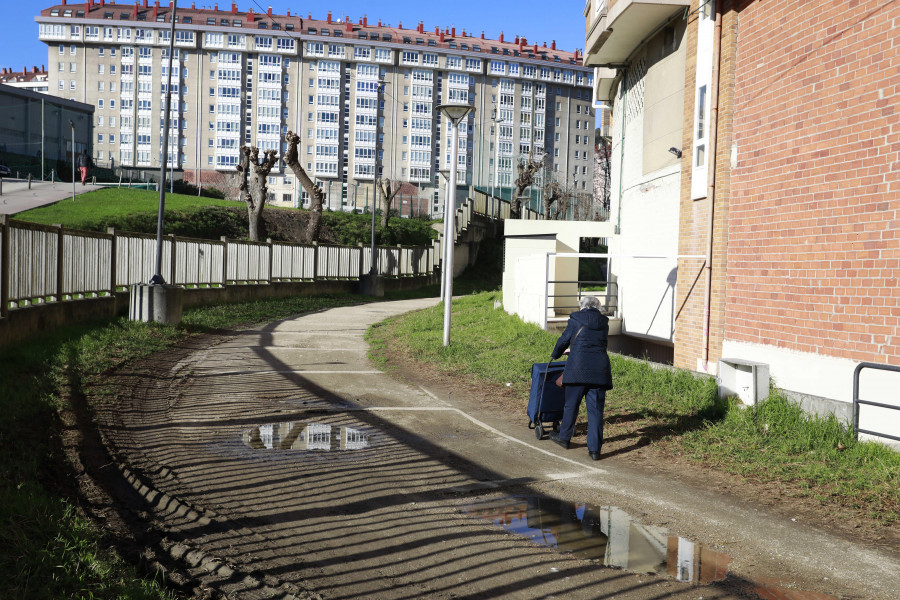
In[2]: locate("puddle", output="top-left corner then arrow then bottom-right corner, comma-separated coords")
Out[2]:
465,496 -> 838,599
243,422 -> 370,451
465,496 -> 729,583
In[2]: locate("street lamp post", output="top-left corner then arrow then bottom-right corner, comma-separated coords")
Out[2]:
437,168 -> 451,303
41,98 -> 45,181
436,103 -> 474,347
369,79 -> 387,277
68,119 -> 75,202
151,0 -> 178,285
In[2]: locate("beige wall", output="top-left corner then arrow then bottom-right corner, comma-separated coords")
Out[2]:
642,19 -> 686,175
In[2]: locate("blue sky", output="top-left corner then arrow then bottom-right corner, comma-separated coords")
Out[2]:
2,0 -> 589,72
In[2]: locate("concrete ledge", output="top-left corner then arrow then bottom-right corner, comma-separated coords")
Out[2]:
0,275 -> 438,348
359,274 -> 385,297
129,284 -> 184,324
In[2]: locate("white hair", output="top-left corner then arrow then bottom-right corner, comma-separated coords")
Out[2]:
579,296 -> 601,310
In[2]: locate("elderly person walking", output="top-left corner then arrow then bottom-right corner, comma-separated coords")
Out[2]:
548,295 -> 613,460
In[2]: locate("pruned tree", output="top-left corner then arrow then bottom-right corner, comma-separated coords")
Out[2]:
512,153 -> 544,218
283,130 -> 327,242
377,178 -> 402,228
555,190 -> 572,221
236,145 -> 278,242
596,134 -> 612,217
542,180 -> 564,219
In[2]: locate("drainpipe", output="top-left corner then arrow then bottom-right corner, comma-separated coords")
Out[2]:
701,4 -> 723,371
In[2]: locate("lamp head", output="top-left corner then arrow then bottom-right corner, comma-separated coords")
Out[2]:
436,103 -> 474,124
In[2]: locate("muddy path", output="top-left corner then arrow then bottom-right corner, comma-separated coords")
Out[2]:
80,299 -> 898,600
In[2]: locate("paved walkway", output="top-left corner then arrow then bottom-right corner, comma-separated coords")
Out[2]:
99,299 -> 899,600
0,178 -> 103,214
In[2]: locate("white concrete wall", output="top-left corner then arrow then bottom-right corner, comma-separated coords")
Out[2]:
721,339 -> 900,446
502,221 -> 616,322
513,254 -> 551,327
608,74 -> 681,344
502,236 -> 557,316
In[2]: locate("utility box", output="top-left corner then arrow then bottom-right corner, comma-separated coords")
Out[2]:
718,358 -> 769,406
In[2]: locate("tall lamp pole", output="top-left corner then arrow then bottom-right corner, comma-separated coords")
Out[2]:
151,0 -> 178,285
437,168 -> 451,303
68,120 -> 75,201
369,79 -> 387,276
437,103 -> 474,347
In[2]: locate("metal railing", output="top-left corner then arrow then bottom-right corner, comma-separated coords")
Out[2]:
546,280 -> 619,320
470,188 -> 544,221
852,362 -> 900,443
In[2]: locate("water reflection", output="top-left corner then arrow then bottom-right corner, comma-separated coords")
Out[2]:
465,496 -> 730,584
243,422 -> 370,451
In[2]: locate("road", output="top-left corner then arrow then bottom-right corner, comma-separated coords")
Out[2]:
94,298 -> 899,599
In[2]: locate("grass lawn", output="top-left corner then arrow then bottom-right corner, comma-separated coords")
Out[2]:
366,290 -> 900,526
14,187 -> 241,229
13,187 -> 440,247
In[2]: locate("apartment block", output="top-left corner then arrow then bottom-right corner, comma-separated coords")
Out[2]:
37,0 -> 595,213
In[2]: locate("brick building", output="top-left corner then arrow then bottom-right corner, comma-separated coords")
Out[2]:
585,0 -> 899,435
36,0 -> 595,214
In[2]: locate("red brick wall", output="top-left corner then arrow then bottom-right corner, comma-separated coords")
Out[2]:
727,0 -> 900,365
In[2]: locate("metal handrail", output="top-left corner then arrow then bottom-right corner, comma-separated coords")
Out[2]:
852,362 -> 900,442
546,280 -> 619,318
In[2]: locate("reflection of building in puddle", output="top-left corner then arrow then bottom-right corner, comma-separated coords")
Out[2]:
243,422 -> 370,451
465,496 -> 730,584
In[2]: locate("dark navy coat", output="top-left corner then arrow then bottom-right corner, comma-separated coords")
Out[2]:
550,308 -> 613,390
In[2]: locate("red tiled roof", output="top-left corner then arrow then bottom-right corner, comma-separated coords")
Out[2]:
39,2 -> 583,65
0,66 -> 48,84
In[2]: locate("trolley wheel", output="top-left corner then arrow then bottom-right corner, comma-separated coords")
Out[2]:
552,421 -> 560,433
535,424 -> 545,440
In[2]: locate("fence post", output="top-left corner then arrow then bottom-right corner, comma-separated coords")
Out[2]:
266,237 -> 273,284
220,236 -> 228,287
55,223 -> 65,301
107,227 -> 117,295
358,242 -> 364,279
0,216 -> 9,319
312,241 -> 318,280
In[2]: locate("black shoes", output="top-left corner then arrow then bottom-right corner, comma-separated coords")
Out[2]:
588,451 -> 602,461
548,432 -> 570,449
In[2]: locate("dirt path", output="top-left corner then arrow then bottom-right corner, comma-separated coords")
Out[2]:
87,299 -> 899,600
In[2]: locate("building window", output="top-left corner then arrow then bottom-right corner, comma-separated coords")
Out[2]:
691,0 -> 716,200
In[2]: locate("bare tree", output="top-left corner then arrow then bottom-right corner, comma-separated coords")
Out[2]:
555,189 -> 572,221
595,134 -> 612,217
283,130 -> 327,242
236,145 -> 278,242
377,178 -> 402,228
512,154 -> 544,218
542,180 -> 564,219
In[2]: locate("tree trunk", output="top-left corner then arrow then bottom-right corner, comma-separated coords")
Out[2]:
237,146 -> 278,241
555,194 -> 571,221
378,179 -> 402,228
283,131 -> 326,242
513,155 -> 543,219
